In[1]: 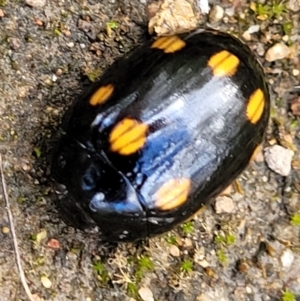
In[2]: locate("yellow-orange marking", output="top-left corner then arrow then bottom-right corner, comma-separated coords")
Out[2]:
208,50 -> 240,77
155,178 -> 191,211
89,84 -> 114,106
151,36 -> 186,53
246,89 -> 265,124
109,118 -> 148,155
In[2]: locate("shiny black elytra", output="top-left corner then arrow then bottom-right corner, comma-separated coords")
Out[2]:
51,29 -> 270,242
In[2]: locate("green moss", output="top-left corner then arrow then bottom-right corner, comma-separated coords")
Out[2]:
86,68 -> 102,82
127,282 -> 138,297
92,261 -> 110,285
272,0 -> 288,18
256,3 -> 271,18
282,21 -> 293,35
165,234 -> 177,245
17,196 -> 27,203
282,289 -> 296,301
289,119 -> 299,131
254,0 -> 289,20
215,233 -> 236,246
180,259 -> 193,274
291,213 -> 300,226
181,221 -> 194,235
225,234 -> 236,245
275,97 -> 285,108
217,249 -> 228,264
53,28 -> 62,36
135,255 -> 155,282
107,20 -> 118,29
33,147 -> 42,158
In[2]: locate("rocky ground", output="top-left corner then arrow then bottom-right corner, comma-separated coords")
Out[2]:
0,0 -> 300,301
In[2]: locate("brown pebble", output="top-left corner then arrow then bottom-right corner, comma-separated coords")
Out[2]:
0,9 -> 4,17
47,238 -> 60,250
31,294 -> 42,301
292,159 -> 300,170
56,68 -> 63,76
62,30 -> 71,37
34,18 -> 44,26
291,97 -> 300,116
238,261 -> 249,273
220,185 -> 232,196
250,144 -> 264,163
183,238 -> 193,249
169,245 -> 180,257
204,267 -> 216,278
265,242 -> 276,257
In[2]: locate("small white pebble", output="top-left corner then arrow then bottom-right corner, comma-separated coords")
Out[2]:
239,12 -> 245,20
25,0 -> 46,8
215,196 -> 234,214
246,286 -> 252,293
247,25 -> 260,34
208,5 -> 224,22
292,69 -> 300,76
66,42 -> 74,48
280,249 -> 294,268
52,74 -> 57,82
282,35 -> 289,42
138,287 -> 154,301
198,259 -> 209,268
242,31 -> 251,41
41,276 -> 52,288
265,43 -> 290,62
264,145 -> 293,176
197,0 -> 210,14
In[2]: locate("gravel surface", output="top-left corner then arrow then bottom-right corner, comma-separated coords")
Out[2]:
0,1 -> 300,301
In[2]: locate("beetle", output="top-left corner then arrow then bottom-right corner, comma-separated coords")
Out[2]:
51,29 -> 270,242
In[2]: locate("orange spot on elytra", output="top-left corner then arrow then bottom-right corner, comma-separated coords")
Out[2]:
109,118 -> 148,155
155,178 -> 191,211
151,36 -> 186,53
246,89 -> 265,124
208,50 -> 240,77
89,84 -> 114,106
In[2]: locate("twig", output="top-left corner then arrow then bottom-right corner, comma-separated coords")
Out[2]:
0,154 -> 35,301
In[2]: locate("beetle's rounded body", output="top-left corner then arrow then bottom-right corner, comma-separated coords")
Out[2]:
51,29 -> 270,242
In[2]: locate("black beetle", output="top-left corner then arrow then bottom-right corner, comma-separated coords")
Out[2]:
51,29 -> 270,242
